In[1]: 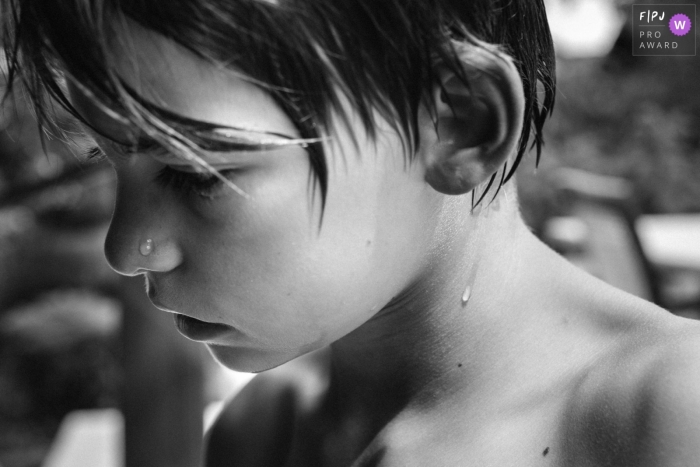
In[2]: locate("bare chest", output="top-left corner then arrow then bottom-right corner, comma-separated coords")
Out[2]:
282,404 -> 570,467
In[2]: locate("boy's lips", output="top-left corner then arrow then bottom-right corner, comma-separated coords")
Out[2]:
146,279 -> 234,342
173,314 -> 234,342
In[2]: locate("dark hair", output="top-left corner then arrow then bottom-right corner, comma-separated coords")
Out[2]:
2,0 -> 555,207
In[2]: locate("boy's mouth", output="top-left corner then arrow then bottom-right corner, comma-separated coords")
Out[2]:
146,278 -> 235,342
173,314 -> 234,342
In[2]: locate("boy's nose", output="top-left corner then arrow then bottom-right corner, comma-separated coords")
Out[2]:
104,192 -> 183,277
105,230 -> 183,276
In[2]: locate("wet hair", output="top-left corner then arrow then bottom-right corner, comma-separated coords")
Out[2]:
1,0 -> 555,207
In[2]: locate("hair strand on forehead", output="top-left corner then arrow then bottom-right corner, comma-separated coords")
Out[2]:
1,0 -> 556,209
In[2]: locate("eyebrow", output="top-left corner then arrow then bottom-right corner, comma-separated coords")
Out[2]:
90,113 -> 326,159
84,116 -> 324,159
114,82 -> 326,153
77,80 -> 326,157
109,127 -> 324,155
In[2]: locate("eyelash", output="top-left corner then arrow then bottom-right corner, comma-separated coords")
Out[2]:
83,145 -> 233,199
155,166 -> 234,199
84,146 -> 108,162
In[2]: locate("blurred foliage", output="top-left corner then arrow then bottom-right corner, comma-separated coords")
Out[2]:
1,70 -> 120,467
0,291 -> 121,467
519,35 -> 700,231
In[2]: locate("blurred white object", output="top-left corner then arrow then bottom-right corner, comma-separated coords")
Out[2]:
546,0 -> 625,58
0,290 -> 121,352
203,366 -> 255,432
636,215 -> 700,271
205,364 -> 256,405
41,368 -> 255,467
543,215 -> 590,253
42,409 -> 124,467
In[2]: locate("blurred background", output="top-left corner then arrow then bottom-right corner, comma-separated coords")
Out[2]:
1,0 -> 699,466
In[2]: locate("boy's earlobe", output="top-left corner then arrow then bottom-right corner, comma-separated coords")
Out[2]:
422,43 -> 525,195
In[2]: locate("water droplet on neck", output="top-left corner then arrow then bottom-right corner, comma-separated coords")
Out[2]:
461,286 -> 471,305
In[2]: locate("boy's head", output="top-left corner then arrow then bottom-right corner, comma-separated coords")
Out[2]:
3,0 -> 555,201
2,0 -> 556,370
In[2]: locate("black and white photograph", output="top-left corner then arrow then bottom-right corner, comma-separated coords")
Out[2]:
1,0 -> 699,466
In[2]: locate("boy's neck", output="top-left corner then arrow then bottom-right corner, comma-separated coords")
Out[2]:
324,192 -> 627,442
327,198 -> 534,420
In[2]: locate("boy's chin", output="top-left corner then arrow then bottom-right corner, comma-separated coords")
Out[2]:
206,343 -> 299,373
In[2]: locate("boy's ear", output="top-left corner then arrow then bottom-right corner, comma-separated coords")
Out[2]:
420,43 -> 525,195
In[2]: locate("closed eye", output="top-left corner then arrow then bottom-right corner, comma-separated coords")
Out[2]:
84,145 -> 236,199
154,165 -> 237,199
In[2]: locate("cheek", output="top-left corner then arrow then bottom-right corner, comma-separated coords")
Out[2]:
172,154 -> 346,342
271,151 -> 433,332
187,189 -> 376,342
177,143 -> 432,347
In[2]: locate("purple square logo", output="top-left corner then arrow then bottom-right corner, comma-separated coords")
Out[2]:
633,4 -> 696,56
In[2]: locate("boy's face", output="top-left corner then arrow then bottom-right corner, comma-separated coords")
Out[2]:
72,21 -> 443,371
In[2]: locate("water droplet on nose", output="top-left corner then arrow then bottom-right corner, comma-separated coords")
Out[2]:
139,239 -> 154,256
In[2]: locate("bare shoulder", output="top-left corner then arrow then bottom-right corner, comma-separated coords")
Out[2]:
631,320 -> 700,466
204,350 -> 330,467
562,316 -> 700,467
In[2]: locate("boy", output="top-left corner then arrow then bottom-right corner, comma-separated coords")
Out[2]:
4,0 -> 700,465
